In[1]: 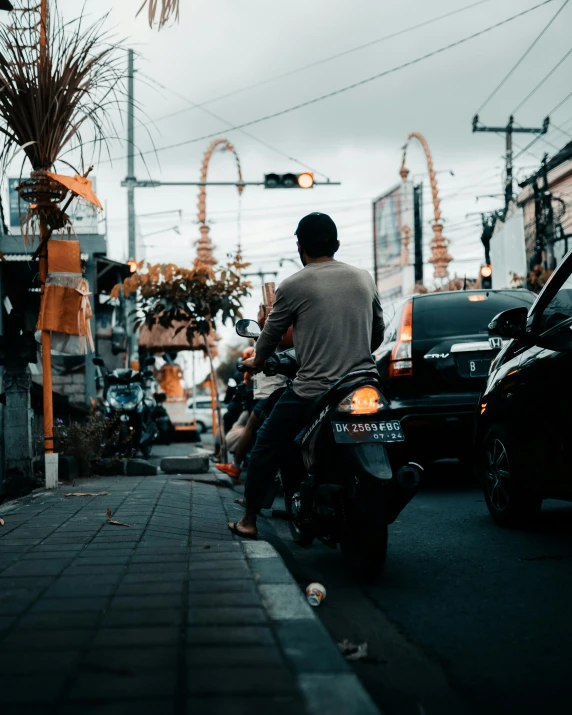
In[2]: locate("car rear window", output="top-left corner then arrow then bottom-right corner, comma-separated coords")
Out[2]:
412,291 -> 535,340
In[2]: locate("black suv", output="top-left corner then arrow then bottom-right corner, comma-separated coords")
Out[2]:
376,290 -> 536,466
476,250 -> 572,527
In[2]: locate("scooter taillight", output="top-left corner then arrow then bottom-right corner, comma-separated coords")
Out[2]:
336,386 -> 385,414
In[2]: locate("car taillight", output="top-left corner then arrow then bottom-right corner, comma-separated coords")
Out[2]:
336,386 -> 385,414
389,299 -> 413,377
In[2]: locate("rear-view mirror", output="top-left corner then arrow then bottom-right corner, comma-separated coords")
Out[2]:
92,357 -> 105,367
236,319 -> 262,339
488,307 -> 528,340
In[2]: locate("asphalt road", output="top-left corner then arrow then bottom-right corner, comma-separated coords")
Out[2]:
251,464 -> 572,715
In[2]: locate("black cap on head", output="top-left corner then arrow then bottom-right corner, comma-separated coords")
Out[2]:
295,212 -> 338,258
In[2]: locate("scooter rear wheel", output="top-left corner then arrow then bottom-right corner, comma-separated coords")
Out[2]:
342,520 -> 388,583
289,520 -> 314,547
341,477 -> 389,582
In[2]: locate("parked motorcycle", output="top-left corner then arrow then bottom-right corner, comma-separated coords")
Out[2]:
236,318 -> 422,581
93,356 -> 159,459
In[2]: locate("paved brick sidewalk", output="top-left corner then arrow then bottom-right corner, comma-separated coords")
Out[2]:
0,475 -> 379,715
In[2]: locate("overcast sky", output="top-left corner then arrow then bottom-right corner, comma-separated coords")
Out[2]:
11,0 -> 572,353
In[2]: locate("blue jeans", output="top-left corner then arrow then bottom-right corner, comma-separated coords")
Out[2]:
244,385 -> 313,514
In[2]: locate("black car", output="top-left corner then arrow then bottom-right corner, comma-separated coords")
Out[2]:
376,289 -> 536,466
476,251 -> 572,527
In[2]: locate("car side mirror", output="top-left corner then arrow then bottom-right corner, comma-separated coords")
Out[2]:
236,319 -> 262,339
144,356 -> 156,367
488,307 -> 528,340
92,357 -> 105,367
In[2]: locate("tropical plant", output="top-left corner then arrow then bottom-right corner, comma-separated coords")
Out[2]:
113,257 -> 250,463
112,257 -> 251,343
138,0 -> 180,28
55,410 -> 134,476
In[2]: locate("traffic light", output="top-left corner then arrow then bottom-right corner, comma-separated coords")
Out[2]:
480,264 -> 493,290
264,172 -> 314,189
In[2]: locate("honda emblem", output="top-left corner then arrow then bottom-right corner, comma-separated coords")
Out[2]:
489,337 -> 502,349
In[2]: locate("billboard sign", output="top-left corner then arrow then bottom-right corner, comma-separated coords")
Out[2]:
8,177 -> 101,234
490,208 -> 527,289
373,184 -> 405,302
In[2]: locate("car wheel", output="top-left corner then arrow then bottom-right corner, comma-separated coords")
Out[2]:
481,424 -> 542,528
196,421 -> 206,434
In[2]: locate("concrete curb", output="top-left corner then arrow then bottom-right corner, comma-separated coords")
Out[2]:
241,540 -> 382,715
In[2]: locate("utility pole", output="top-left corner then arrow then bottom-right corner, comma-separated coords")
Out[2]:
540,154 -> 555,270
472,114 -> 549,214
243,269 -> 278,287
127,49 -> 136,262
125,49 -> 138,366
413,183 -> 424,285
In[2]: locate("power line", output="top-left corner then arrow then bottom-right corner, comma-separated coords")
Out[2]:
548,89 -> 572,115
140,72 -> 332,181
477,0 -> 567,114
513,45 -> 572,113
551,122 -> 572,139
146,0 -> 496,128
513,90 -> 572,159
102,1 -> 553,166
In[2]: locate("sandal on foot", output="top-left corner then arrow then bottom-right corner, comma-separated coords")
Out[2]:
234,498 -> 245,507
228,521 -> 257,540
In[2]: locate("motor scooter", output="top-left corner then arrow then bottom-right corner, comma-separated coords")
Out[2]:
236,318 -> 422,581
93,356 -> 159,459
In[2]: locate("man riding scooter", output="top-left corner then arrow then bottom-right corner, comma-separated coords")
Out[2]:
228,212 -> 384,539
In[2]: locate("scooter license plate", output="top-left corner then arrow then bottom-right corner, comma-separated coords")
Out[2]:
331,420 -> 405,443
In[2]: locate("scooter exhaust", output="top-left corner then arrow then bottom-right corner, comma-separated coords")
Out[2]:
385,462 -> 423,524
395,462 -> 423,490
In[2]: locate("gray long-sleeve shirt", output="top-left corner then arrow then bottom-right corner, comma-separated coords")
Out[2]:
255,260 -> 384,399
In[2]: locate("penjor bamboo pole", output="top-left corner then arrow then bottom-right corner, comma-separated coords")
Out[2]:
203,336 -> 226,462
39,217 -> 54,454
39,0 -> 54,455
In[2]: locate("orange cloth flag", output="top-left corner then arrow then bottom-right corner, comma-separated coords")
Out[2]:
36,239 -> 94,354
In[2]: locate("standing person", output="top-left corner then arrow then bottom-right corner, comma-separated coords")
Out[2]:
228,212 -> 384,539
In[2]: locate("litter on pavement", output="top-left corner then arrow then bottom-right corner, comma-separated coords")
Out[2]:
306,582 -> 327,607
338,639 -> 369,661
106,507 -> 130,527
65,492 -> 109,497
